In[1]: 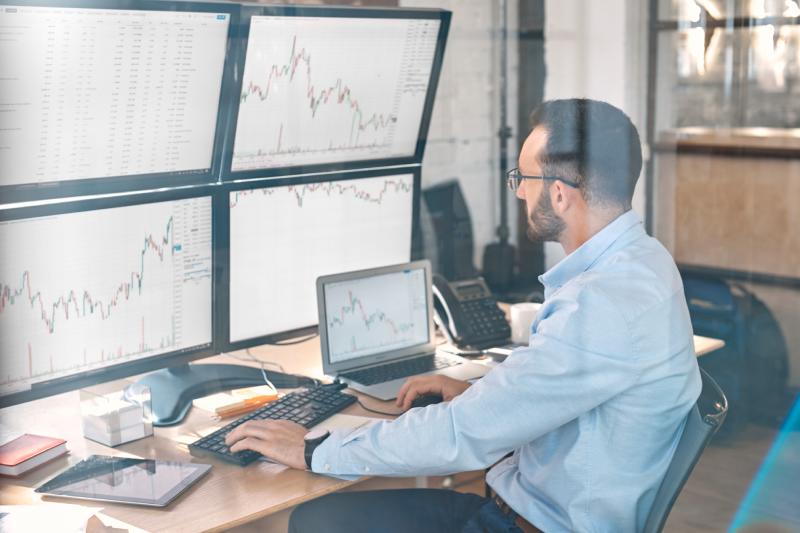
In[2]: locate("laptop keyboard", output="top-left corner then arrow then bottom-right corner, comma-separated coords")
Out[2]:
340,355 -> 460,386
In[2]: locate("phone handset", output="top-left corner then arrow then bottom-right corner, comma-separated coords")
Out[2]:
432,274 -> 465,344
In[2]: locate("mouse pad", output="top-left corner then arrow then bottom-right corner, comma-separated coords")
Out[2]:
36,455 -> 211,507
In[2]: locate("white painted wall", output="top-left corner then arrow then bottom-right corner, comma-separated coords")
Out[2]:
398,0 -> 648,271
543,0 -> 649,269
401,0 -> 519,268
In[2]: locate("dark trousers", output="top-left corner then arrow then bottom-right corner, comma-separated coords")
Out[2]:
288,488 -> 524,533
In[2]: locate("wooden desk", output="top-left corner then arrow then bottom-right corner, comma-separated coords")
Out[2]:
0,333 -> 725,532
0,339 -> 393,533
496,302 -> 725,358
693,335 -> 726,357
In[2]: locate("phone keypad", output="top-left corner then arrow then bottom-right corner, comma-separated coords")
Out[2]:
463,299 -> 510,341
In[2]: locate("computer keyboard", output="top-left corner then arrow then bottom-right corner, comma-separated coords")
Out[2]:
189,384 -> 356,466
339,354 -> 460,386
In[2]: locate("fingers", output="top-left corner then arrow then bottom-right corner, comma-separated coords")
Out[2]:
229,436 -> 268,454
224,419 -> 302,448
394,375 -> 470,410
225,419 -> 272,447
395,379 -> 413,407
220,419 -> 308,470
396,376 -> 426,408
397,376 -> 440,411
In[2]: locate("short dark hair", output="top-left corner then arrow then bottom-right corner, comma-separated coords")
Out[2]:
529,99 -> 642,209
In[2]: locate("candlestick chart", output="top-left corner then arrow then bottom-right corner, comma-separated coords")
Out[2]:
324,268 -> 428,363
231,16 -> 440,171
0,197 -> 212,396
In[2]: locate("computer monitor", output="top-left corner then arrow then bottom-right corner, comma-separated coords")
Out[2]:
223,5 -> 450,180
0,189 -> 229,418
221,169 -> 419,351
0,1 -> 237,202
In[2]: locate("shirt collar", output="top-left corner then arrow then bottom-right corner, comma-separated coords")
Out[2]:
539,210 -> 643,292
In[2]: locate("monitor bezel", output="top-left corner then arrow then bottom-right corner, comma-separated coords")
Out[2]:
0,185 -> 218,407
219,5 -> 450,182
216,165 -> 422,354
0,0 -> 241,204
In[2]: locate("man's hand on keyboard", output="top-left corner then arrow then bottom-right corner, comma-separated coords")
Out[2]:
396,375 -> 470,411
225,419 -> 308,470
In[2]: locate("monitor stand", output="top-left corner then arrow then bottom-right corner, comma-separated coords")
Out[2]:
133,363 -> 312,426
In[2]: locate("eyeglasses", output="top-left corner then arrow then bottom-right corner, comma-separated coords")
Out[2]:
506,168 -> 580,191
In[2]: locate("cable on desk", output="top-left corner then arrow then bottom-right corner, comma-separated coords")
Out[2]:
222,350 -> 320,390
242,349 -> 285,372
220,350 -> 277,392
262,333 -> 319,346
356,397 -> 403,417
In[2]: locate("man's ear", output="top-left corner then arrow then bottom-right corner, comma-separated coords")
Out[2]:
551,179 -> 581,216
550,180 -> 569,215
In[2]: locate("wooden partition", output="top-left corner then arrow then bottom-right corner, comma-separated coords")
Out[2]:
653,128 -> 800,385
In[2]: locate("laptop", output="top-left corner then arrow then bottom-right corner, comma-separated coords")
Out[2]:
317,260 -> 489,400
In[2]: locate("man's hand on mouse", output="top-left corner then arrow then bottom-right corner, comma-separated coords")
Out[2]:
224,419 -> 308,470
396,375 -> 470,411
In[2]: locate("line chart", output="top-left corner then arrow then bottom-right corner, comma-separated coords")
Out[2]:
0,198 -> 212,396
240,36 -> 399,150
228,174 -> 413,343
324,268 -> 428,363
1,218 -> 174,336
328,290 -> 415,338
229,177 -> 412,208
231,16 -> 440,171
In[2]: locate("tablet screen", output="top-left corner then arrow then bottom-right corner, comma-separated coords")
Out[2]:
36,455 -> 211,507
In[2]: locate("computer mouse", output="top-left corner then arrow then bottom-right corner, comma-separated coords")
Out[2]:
410,394 -> 444,409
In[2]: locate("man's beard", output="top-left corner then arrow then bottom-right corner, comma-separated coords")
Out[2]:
526,186 -> 565,242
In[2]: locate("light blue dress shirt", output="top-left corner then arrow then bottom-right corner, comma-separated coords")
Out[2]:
312,210 -> 702,532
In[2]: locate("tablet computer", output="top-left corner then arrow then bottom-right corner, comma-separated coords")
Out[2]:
35,455 -> 211,507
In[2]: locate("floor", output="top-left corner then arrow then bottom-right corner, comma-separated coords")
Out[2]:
663,425 -> 778,533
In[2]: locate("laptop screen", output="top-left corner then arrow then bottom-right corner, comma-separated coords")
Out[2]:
322,267 -> 430,364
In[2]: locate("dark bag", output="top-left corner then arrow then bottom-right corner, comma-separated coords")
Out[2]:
682,275 -> 789,436
732,283 -> 791,426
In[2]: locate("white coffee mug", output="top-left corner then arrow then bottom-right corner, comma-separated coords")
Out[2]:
510,302 -> 542,345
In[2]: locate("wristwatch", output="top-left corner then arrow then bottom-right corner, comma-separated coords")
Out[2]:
304,428 -> 331,470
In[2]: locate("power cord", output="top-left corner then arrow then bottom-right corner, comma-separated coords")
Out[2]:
243,348 -> 285,372
225,350 -> 278,392
223,349 -> 320,389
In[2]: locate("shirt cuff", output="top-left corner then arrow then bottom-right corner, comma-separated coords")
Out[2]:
310,428 -> 362,481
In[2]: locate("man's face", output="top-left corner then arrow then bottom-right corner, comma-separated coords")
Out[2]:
516,127 -> 566,242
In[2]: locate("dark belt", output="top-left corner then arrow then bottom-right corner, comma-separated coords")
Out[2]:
491,492 -> 543,533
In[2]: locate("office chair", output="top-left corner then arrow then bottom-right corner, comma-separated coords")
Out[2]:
481,368 -> 727,530
643,367 -> 728,533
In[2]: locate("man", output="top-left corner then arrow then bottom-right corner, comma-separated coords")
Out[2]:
225,99 -> 701,532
